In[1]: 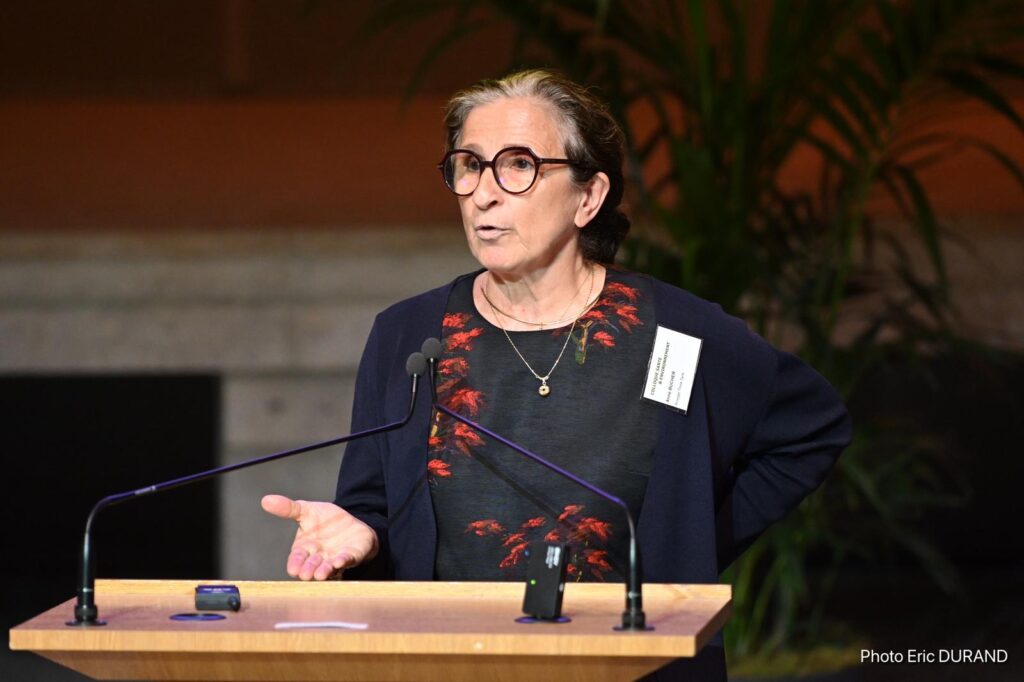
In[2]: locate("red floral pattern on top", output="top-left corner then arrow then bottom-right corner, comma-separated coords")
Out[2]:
605,281 -> 639,302
464,504 -> 618,579
572,281 -> 643,364
592,331 -> 615,348
466,519 -> 506,536
444,312 -> 473,329
427,459 -> 452,477
447,327 -> 485,352
429,307 -> 486,468
431,275 -> 645,580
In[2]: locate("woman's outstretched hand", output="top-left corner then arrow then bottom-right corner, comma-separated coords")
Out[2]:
260,494 -> 378,580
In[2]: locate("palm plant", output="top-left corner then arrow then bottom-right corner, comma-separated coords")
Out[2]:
363,0 -> 1024,665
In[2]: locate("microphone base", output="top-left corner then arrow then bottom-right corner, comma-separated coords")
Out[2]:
67,602 -> 106,626
614,610 -> 654,631
65,618 -> 107,627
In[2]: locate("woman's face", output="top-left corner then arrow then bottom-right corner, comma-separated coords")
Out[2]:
456,97 -> 599,279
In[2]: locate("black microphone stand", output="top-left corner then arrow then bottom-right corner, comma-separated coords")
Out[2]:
68,356 -> 425,626
416,340 -> 650,631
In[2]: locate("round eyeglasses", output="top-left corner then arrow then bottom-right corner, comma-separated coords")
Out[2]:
438,147 -> 576,196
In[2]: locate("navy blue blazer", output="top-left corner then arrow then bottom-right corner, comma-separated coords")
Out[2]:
335,270 -> 852,585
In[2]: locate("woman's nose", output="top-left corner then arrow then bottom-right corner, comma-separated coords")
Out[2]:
472,165 -> 503,208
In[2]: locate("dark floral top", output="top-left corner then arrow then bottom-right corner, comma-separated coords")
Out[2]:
429,268 -> 658,582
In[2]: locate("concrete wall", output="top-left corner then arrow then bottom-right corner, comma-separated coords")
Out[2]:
0,228 -> 477,578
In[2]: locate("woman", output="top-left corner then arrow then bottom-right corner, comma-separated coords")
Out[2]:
262,70 -> 850,679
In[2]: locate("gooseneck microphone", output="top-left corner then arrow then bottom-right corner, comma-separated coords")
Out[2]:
420,337 -> 444,402
67,353 -> 427,627
416,339 -> 650,631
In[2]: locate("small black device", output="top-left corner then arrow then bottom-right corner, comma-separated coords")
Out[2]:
195,584 -> 241,612
520,542 -> 569,622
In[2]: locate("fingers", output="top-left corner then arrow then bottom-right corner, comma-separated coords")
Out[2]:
261,494 -> 303,520
287,549 -> 348,581
324,525 -> 379,577
299,545 -> 364,581
287,547 -> 326,581
296,553 -> 325,581
330,551 -> 357,571
286,548 -> 310,578
290,546 -> 345,581
306,551 -> 356,581
314,555 -> 344,581
290,548 -> 360,581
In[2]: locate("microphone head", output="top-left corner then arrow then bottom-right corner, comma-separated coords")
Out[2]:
421,337 -> 444,361
406,352 -> 428,377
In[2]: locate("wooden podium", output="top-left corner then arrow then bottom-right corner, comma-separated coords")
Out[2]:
10,579 -> 731,682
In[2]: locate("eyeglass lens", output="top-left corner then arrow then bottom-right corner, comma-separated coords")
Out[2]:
443,149 -> 539,195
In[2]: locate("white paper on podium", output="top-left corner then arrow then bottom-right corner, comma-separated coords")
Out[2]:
274,620 -> 369,630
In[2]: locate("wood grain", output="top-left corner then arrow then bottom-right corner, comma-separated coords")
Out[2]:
10,580 -> 731,681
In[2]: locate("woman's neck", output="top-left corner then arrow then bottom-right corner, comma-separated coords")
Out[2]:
476,261 -> 606,332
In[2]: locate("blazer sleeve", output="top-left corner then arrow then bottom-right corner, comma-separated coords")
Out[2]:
715,348 -> 852,570
334,316 -> 394,579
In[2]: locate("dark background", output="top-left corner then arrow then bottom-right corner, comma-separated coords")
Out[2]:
2,376 -> 219,681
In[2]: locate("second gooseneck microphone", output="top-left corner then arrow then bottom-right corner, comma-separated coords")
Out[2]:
415,338 -> 650,631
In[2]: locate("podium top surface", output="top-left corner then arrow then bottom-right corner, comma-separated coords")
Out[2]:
11,579 -> 731,659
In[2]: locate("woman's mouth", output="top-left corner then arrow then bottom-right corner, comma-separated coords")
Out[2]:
475,225 -> 509,239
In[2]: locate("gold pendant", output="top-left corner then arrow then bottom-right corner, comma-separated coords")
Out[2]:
538,381 -> 551,397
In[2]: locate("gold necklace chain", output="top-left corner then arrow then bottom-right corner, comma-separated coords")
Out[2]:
483,269 -> 595,397
482,266 -> 594,330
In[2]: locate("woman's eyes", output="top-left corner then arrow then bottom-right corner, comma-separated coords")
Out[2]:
454,151 -> 535,174
502,154 -> 536,171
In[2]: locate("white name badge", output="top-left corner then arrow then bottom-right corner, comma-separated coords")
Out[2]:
643,325 -> 703,413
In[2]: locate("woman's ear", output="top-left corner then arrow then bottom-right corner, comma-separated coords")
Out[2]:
574,172 -> 611,228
